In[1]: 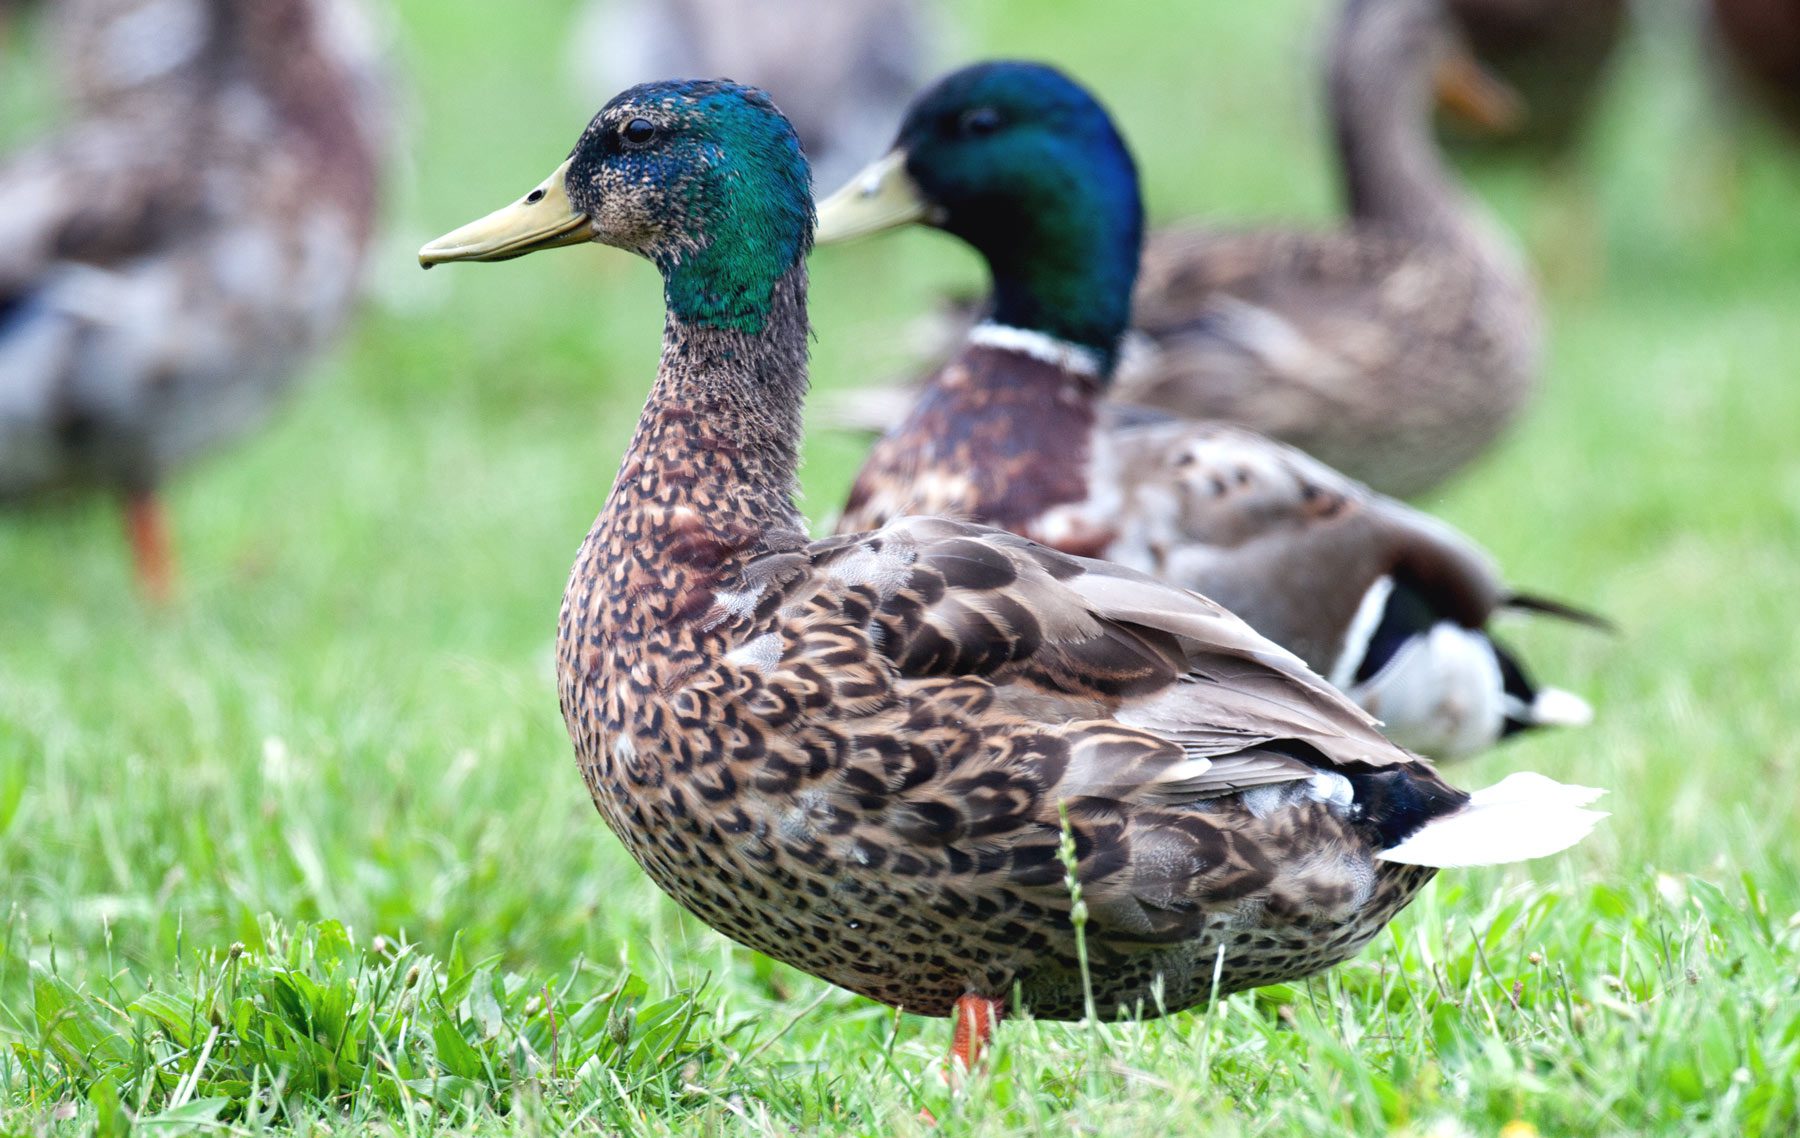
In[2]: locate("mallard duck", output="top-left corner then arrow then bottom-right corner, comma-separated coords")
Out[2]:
419,79 -> 1603,1070
0,0 -> 387,599
816,61 -> 1594,762
819,0 -> 1539,499
1440,0 -> 1627,159
1710,0 -> 1800,139
1098,0 -> 1542,498
566,0 -> 938,191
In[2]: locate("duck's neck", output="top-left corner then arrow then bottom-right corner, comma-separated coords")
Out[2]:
1330,23 -> 1467,238
603,261 -> 812,563
962,167 -> 1141,377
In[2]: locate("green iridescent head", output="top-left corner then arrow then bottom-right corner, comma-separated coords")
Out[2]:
816,61 -> 1143,370
421,80 -> 814,335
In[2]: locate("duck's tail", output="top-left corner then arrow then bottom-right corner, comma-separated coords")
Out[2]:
1376,771 -> 1607,868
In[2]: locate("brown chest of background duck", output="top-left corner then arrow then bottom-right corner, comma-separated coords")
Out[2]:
420,78 -> 1602,1067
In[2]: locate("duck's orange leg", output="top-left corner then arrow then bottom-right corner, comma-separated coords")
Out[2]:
920,995 -> 1006,1124
950,994 -> 1002,1072
123,488 -> 176,604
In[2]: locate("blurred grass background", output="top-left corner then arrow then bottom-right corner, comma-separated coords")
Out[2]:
1,0 -> 1798,1133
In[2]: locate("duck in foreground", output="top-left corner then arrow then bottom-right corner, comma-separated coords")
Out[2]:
420,79 -> 1603,1074
818,61 -> 1596,762
0,0 -> 387,600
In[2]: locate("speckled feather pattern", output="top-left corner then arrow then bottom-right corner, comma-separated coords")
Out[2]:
0,0 -> 386,499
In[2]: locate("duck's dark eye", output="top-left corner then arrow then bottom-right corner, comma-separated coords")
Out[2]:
622,117 -> 658,147
959,107 -> 1003,137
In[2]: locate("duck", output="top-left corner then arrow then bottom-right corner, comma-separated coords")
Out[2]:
821,0 -> 1541,500
815,61 -> 1595,763
565,0 -> 939,191
1709,0 -> 1800,140
0,0 -> 387,599
1440,0 -> 1628,160
418,78 -> 1603,1073
1115,0 -> 1543,498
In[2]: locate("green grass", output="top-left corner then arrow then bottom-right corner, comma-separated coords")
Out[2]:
4,0 -> 1800,1133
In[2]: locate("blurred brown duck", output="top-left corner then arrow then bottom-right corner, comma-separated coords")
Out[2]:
1111,0 -> 1542,498
1441,0 -> 1628,159
0,0 -> 387,599
1710,0 -> 1800,138
419,80 -> 1603,1073
819,62 -> 1595,763
567,0 -> 938,191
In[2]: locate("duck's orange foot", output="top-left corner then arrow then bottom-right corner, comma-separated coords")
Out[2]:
918,994 -> 1004,1124
123,488 -> 177,604
950,993 -> 1002,1073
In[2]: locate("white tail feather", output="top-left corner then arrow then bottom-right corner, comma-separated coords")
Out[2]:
1376,772 -> 1607,868
1526,687 -> 1595,728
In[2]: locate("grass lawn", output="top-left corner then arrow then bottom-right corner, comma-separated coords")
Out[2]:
3,0 -> 1799,1133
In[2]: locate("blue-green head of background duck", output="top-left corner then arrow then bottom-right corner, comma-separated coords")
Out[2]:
421,78 -> 1603,1075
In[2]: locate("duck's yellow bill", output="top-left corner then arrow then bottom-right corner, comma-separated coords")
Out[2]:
419,159 -> 592,267
1434,49 -> 1525,135
814,150 -> 932,244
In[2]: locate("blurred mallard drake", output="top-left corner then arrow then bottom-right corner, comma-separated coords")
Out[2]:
419,78 -> 1603,1071
0,0 -> 387,598
566,0 -> 939,191
1710,0 -> 1800,139
823,0 -> 1541,499
1441,0 -> 1627,159
818,61 -> 1596,762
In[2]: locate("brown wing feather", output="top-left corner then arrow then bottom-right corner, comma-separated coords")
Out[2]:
1104,419 -> 1508,671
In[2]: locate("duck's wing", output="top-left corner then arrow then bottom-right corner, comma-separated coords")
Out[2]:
1103,419 -> 1505,664
689,516 -> 1599,967
1124,226 -> 1481,411
1099,420 -> 1594,759
743,513 -> 1418,798
1117,224 -> 1533,497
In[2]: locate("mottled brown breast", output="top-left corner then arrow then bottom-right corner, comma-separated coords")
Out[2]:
839,346 -> 1103,549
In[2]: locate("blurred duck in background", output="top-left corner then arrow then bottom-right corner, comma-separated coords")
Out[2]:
1709,0 -> 1800,139
1441,0 -> 1628,160
827,0 -> 1542,500
566,0 -> 939,191
1113,0 -> 1543,499
818,61 -> 1598,762
1438,0 -> 1629,290
0,0 -> 388,601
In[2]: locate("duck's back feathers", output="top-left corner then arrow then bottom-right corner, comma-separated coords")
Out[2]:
1119,223 -> 1539,498
1097,418 -> 1596,760
587,509 -> 1600,1014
